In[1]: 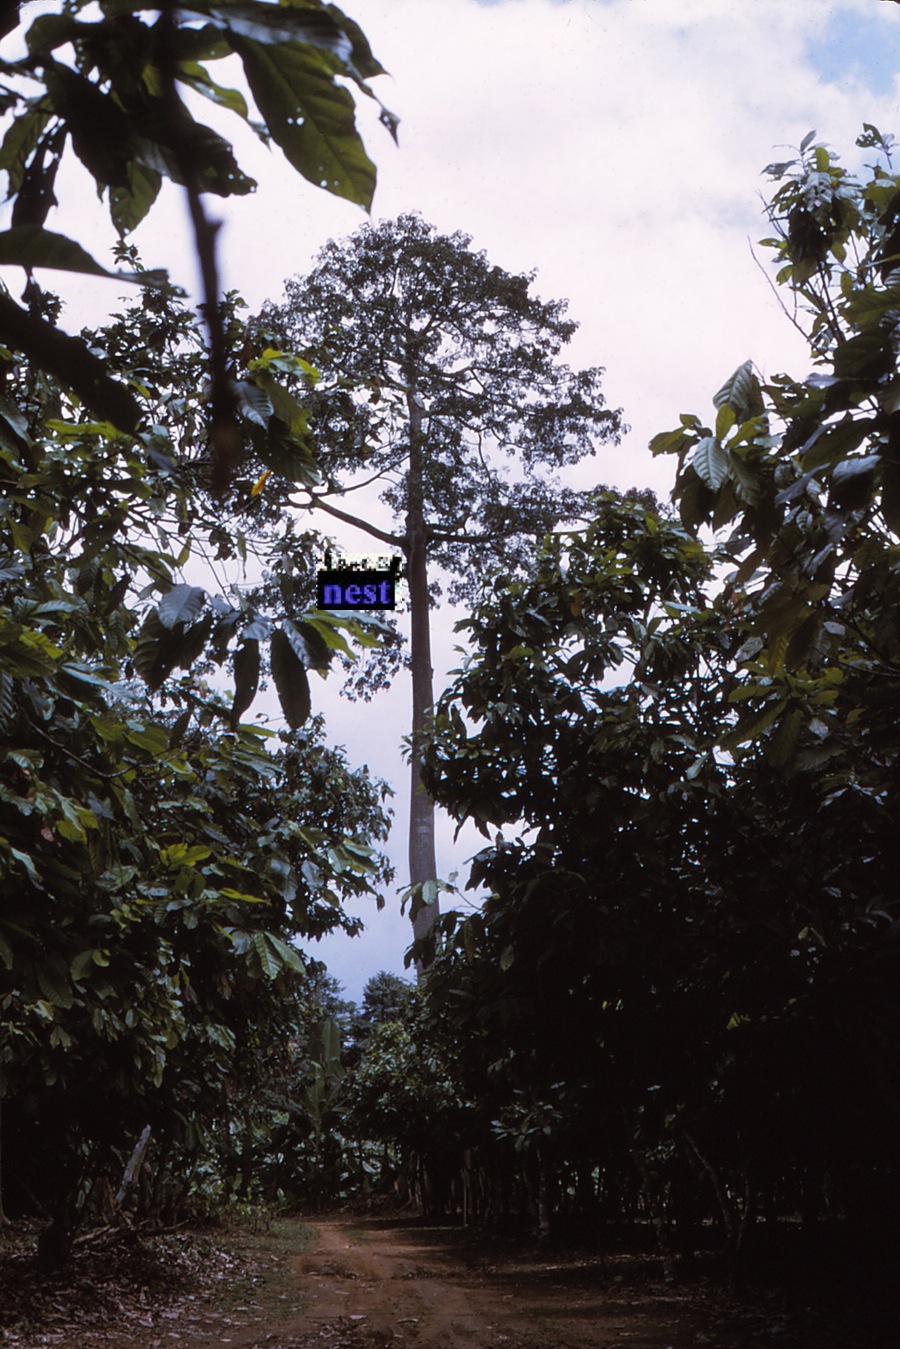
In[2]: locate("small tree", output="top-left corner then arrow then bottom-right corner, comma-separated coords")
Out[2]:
258,214 -> 625,956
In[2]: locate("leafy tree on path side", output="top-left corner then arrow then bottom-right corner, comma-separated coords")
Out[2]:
411,128 -> 900,1269
0,291 -> 395,1246
651,127 -> 900,781
421,483 -> 900,1266
0,0 -> 398,1257
257,213 -> 626,958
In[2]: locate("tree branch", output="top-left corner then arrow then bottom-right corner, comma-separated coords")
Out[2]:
0,293 -> 141,432
292,490 -> 405,550
427,528 -> 499,546
157,2 -> 241,497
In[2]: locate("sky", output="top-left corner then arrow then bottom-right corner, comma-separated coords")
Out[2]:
7,0 -> 900,1002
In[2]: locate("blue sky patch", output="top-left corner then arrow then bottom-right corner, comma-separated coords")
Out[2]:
806,9 -> 900,97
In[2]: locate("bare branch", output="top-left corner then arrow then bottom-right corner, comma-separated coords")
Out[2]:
291,490 -> 404,550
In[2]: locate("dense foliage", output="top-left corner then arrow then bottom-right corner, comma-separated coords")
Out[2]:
403,131 -> 900,1286
0,285 -> 394,1262
0,0 -> 399,1264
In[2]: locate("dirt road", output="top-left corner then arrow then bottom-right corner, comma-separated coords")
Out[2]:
1,1213 -> 877,1348
207,1216 -> 732,1349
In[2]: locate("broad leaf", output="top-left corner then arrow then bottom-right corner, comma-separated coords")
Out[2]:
177,61 -> 251,120
231,35 -> 377,209
248,929 -> 304,979
36,957 -> 74,1009
202,2 -> 355,55
0,107 -> 53,196
109,159 -> 163,236
270,626 -> 311,728
231,638 -> 260,726
234,378 -> 274,428
292,619 -> 332,670
134,609 -> 212,689
713,361 -> 764,423
158,584 -> 207,630
691,436 -> 730,491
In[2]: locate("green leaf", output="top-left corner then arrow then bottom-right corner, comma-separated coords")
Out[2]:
234,378 -> 274,428
0,671 -> 15,734
768,706 -> 804,768
270,627 -> 311,728
200,3 -> 356,54
70,948 -> 99,982
284,618 -> 330,670
801,416 -> 870,471
248,929 -> 304,979
177,61 -> 250,119
11,846 -> 43,888
109,159 -> 163,235
160,843 -> 212,868
295,620 -> 333,670
649,425 -> 696,458
25,11 -> 81,54
253,369 -> 311,437
299,614 -> 355,659
319,1014 -> 342,1068
713,361 -> 764,423
231,35 -> 377,209
134,609 -> 212,690
0,226 -> 165,283
37,957 -> 74,1009
726,447 -> 760,505
715,402 -> 736,439
720,699 -> 785,752
158,583 -> 207,629
231,638 -> 260,726
691,436 -> 730,490
0,107 -> 53,197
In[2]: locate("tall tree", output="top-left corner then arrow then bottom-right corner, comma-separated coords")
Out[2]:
257,213 -> 625,957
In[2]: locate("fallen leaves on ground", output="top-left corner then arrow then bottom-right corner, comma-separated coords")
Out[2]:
0,1220 -> 279,1348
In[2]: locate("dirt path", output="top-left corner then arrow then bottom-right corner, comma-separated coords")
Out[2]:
2,1214 -> 874,1348
198,1216 -> 748,1349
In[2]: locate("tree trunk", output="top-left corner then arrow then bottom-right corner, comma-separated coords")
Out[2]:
405,377 -> 439,973
0,1099 -> 10,1227
536,1149 -> 553,1247
626,1113 -> 676,1285
115,1124 -> 152,1211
